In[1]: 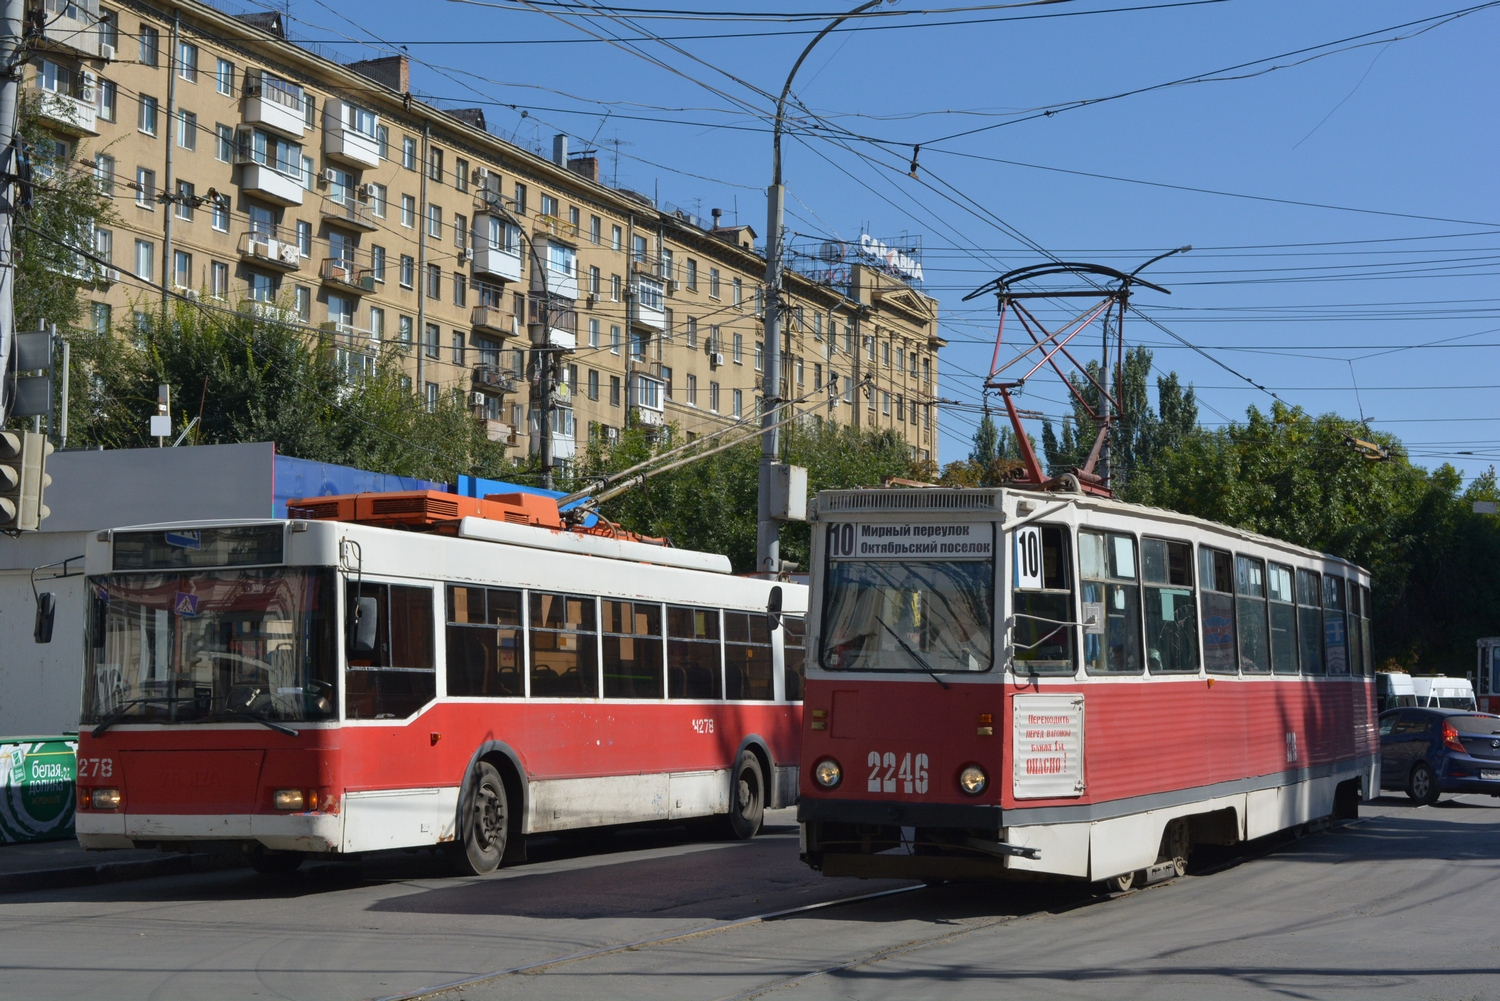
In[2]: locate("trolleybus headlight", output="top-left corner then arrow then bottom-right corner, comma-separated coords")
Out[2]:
273,789 -> 306,811
91,788 -> 122,810
813,758 -> 843,789
958,765 -> 988,796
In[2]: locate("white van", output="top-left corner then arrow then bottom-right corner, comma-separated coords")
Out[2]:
1410,675 -> 1477,711
1376,672 -> 1418,713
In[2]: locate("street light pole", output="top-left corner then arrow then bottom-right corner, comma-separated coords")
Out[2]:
758,0 -> 890,575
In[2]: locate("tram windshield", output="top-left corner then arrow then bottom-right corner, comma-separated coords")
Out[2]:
820,560 -> 994,673
83,569 -> 338,725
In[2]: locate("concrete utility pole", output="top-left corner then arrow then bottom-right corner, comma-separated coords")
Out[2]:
758,0 -> 891,576
0,0 -> 22,419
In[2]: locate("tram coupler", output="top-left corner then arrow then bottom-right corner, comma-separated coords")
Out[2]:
1142,861 -> 1179,885
962,836 -> 1041,860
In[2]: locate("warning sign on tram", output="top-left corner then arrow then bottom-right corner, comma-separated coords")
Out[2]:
1012,694 -> 1085,799
825,522 -> 994,560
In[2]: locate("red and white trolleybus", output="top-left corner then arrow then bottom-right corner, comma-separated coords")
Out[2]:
73,490 -> 807,874
797,486 -> 1377,888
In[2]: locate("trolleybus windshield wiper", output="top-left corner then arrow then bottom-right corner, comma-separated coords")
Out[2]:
191,707 -> 299,737
875,616 -> 950,690
90,697 -> 191,736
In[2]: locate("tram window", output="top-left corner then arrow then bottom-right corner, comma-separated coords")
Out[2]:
603,600 -> 664,699
784,616 -> 806,701
1267,564 -> 1299,675
1080,531 -> 1143,675
530,592 -> 599,698
1013,525 -> 1075,675
1297,569 -> 1324,675
1323,575 -> 1349,675
445,585 -> 523,697
345,583 -> 436,719
1198,548 -> 1237,675
725,611 -> 774,700
1235,556 -> 1270,674
666,606 -> 722,700
1347,583 -> 1364,679
1360,585 -> 1373,676
1141,538 -> 1198,674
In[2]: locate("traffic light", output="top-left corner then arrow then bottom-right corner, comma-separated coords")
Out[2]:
0,430 -> 54,531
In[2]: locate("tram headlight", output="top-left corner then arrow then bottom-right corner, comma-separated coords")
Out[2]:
813,758 -> 843,789
958,765 -> 988,796
273,789 -> 306,811
91,788 -> 121,810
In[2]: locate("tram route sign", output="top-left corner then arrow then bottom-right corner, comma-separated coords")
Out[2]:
825,522 -> 994,560
1012,693 -> 1086,799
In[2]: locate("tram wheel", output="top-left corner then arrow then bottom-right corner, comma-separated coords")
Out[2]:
249,851 -> 303,874
1104,870 -> 1136,893
451,761 -> 509,876
721,750 -> 765,840
1407,762 -> 1439,806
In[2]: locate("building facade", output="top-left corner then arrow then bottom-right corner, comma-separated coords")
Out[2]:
26,0 -> 941,466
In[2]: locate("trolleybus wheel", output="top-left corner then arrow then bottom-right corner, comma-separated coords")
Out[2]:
452,761 -> 509,875
1407,762 -> 1439,806
249,850 -> 303,874
722,750 -> 765,840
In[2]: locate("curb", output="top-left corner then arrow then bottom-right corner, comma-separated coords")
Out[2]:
0,852 -> 243,895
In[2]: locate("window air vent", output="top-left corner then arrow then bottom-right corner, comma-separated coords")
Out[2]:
820,490 -> 1000,512
372,496 -> 460,518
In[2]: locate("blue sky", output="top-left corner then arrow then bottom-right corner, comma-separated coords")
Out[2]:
277,0 -> 1498,472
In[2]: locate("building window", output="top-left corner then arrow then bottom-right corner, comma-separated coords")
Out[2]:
610,274 -> 621,301
797,356 -> 804,385
93,227 -> 111,265
369,307 -> 384,343
611,224 -> 622,251
400,255 -> 414,288
709,381 -> 720,413
609,375 -> 621,407
215,123 -> 232,162
135,167 -> 155,209
98,9 -> 117,49
427,204 -> 442,238
883,341 -> 891,367
540,193 -> 558,218
376,125 -> 389,160
210,261 -> 228,298
814,362 -> 822,389
881,390 -> 891,415
451,331 -> 465,364
398,315 -> 413,350
753,340 -> 761,371
733,332 -> 743,365
588,266 -> 601,297
588,317 -> 600,348
453,273 -> 467,307
588,369 -> 599,401
428,147 -> 443,182
177,41 -> 197,81
733,277 -> 742,307
454,213 -> 467,249
589,215 -> 601,244
732,389 -> 742,419
369,183 -> 386,218
371,245 -> 386,282
426,264 -> 441,299
139,25 -> 159,67
172,250 -> 191,288
513,183 -> 526,215
96,79 -> 116,121
91,302 -> 111,334
709,268 -> 720,299
174,179 -> 193,220
423,323 -> 440,358
426,382 -> 439,411
401,194 -> 415,228
686,258 -> 697,291
685,316 -> 697,348
814,312 -> 823,340
402,136 -> 417,170
685,373 -> 697,406
296,220 -> 311,257
455,157 -> 468,191
610,325 -> 621,354
133,239 -> 153,280
215,57 -> 234,95
137,94 -> 157,135
630,332 -> 645,362
93,153 -> 114,197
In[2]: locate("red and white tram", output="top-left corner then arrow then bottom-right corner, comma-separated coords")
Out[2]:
74,490 -> 807,873
798,486 -> 1377,888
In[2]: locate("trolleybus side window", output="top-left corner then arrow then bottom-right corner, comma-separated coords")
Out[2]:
530,592 -> 599,698
1297,569 -> 1324,674
666,606 -> 722,700
445,585 -> 523,698
1199,548 -> 1238,675
1323,574 -> 1349,675
1267,564 -> 1299,675
1080,531 -> 1143,675
1012,524 -> 1075,676
603,600 -> 665,699
1141,538 -> 1199,674
725,611 -> 774,700
345,583 -> 436,719
1360,585 -> 1373,676
784,616 -> 806,701
1235,555 -> 1271,674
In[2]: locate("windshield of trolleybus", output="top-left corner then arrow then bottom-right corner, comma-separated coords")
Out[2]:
83,569 -> 337,724
820,560 -> 994,673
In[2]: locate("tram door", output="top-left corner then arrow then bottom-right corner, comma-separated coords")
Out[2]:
1478,639 -> 1500,714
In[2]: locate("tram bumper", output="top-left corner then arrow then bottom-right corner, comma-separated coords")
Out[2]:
798,798 -> 1027,879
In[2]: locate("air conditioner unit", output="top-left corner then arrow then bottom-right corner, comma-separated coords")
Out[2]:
471,167 -> 487,185
471,391 -> 486,406
319,168 -> 336,186
359,182 -> 378,198
178,288 -> 201,301
585,293 -> 597,307
459,247 -> 473,264
710,352 -> 724,368
99,42 -> 115,61
668,279 -> 681,292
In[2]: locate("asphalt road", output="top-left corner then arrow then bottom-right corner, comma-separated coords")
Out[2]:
1,795 -> 1497,1001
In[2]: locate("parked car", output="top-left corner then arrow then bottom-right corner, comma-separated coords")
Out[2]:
1377,671 -> 1418,713
1410,675 -> 1477,710
1378,708 -> 1500,804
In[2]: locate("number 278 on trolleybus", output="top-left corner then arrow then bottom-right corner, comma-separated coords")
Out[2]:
73,490 -> 808,874
798,487 -> 1376,889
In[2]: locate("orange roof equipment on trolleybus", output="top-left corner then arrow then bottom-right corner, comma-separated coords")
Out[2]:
73,490 -> 807,874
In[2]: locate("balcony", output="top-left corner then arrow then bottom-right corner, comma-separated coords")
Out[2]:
628,373 -> 666,426
237,163 -> 304,207
321,321 -> 378,353
242,76 -> 308,138
37,90 -> 97,136
629,276 -> 666,331
471,305 -> 517,337
533,214 -> 579,241
242,300 -> 299,325
526,295 -> 578,352
539,248 -> 579,300
238,231 -> 302,272
39,0 -> 101,57
630,255 -> 662,278
483,420 -> 519,446
321,196 -> 378,232
531,406 -> 577,461
320,258 -> 375,295
472,243 -> 523,283
473,364 -> 519,394
321,99 -> 380,168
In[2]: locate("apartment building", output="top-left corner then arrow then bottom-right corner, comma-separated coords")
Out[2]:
26,0 -> 942,466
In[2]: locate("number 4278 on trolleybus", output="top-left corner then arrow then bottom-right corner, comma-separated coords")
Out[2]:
798,486 -> 1376,889
73,490 -> 808,874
